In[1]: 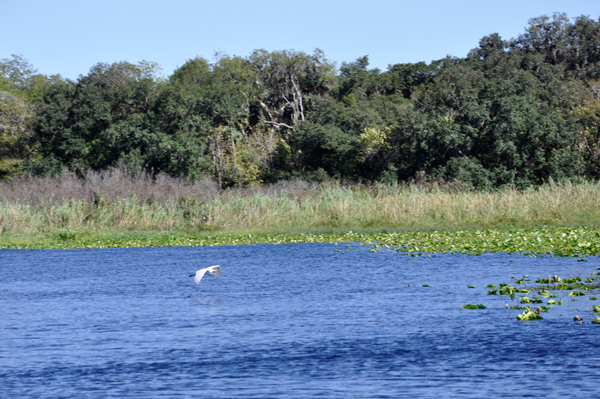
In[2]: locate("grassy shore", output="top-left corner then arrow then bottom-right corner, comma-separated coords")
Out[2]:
1,171 -> 600,254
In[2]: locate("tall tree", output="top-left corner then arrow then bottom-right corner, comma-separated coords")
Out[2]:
248,49 -> 336,132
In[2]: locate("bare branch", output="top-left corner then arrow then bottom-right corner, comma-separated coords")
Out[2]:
259,117 -> 295,130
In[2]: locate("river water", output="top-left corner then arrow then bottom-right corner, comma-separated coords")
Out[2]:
1,243 -> 599,398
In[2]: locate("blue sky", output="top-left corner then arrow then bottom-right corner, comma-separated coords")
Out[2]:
1,0 -> 598,80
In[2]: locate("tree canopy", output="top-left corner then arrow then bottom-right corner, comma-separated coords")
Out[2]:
2,13 -> 600,189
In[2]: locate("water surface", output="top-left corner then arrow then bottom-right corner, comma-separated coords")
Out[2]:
1,243 -> 599,398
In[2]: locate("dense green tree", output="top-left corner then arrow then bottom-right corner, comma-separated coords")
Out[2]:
567,16 -> 600,78
0,54 -> 38,93
381,60 -> 440,99
392,35 -> 583,188
0,91 -> 36,177
248,49 -> 336,132
4,12 -> 600,187
336,56 -> 388,103
0,54 -> 47,177
30,61 -> 173,175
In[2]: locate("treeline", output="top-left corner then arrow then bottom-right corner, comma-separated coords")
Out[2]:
1,13 -> 600,189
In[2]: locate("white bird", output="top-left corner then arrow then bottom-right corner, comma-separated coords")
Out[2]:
189,265 -> 221,285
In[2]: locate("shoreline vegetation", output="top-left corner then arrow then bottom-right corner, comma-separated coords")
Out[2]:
2,171 -> 600,254
3,13 -> 600,254
2,227 -> 600,256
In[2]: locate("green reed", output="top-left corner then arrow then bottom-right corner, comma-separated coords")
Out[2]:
2,180 -> 600,236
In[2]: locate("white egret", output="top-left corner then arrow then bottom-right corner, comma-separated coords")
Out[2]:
190,265 -> 221,285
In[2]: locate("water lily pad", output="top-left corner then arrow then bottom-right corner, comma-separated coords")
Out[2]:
516,307 -> 543,321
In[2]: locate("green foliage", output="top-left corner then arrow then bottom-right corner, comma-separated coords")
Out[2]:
0,91 -> 36,177
516,307 -> 543,320
2,225 -> 600,252
0,54 -> 38,93
3,13 -> 600,186
293,122 -> 357,178
479,269 -> 600,323
461,304 -> 486,309
248,48 -> 336,130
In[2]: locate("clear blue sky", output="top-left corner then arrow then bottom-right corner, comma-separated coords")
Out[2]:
1,0 -> 598,80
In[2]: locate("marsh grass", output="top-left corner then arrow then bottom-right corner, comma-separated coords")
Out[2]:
2,169 -> 600,236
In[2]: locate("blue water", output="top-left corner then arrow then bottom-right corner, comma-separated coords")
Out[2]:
1,243 -> 600,398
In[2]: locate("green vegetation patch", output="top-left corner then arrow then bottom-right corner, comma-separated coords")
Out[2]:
367,227 -> 600,257
486,271 -> 600,323
3,226 -> 600,254
516,307 -> 544,321
3,14 -> 600,190
461,304 -> 486,309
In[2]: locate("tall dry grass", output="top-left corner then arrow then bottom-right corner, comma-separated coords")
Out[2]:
1,169 -> 599,234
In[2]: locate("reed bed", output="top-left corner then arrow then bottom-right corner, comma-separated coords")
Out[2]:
1,169 -> 600,235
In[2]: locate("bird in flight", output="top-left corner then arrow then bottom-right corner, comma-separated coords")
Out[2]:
190,265 -> 221,285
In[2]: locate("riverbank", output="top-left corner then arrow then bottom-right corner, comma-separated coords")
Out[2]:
3,175 -> 600,234
1,226 -> 598,257
2,175 -> 600,254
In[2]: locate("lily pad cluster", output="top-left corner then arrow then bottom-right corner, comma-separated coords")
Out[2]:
461,304 -> 486,309
486,271 -> 600,322
366,227 -> 600,257
3,226 -> 600,253
516,307 -> 544,320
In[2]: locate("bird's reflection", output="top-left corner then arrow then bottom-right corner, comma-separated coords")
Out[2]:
196,297 -> 223,306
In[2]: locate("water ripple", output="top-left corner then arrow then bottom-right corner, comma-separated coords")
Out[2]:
1,245 -> 599,398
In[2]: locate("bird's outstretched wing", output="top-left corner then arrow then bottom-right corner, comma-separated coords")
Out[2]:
194,269 -> 208,285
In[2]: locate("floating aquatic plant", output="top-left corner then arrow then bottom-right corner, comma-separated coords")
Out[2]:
536,276 -> 562,284
4,226 -> 600,254
461,304 -> 486,309
537,289 -> 551,297
483,270 -> 600,323
516,307 -> 543,320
